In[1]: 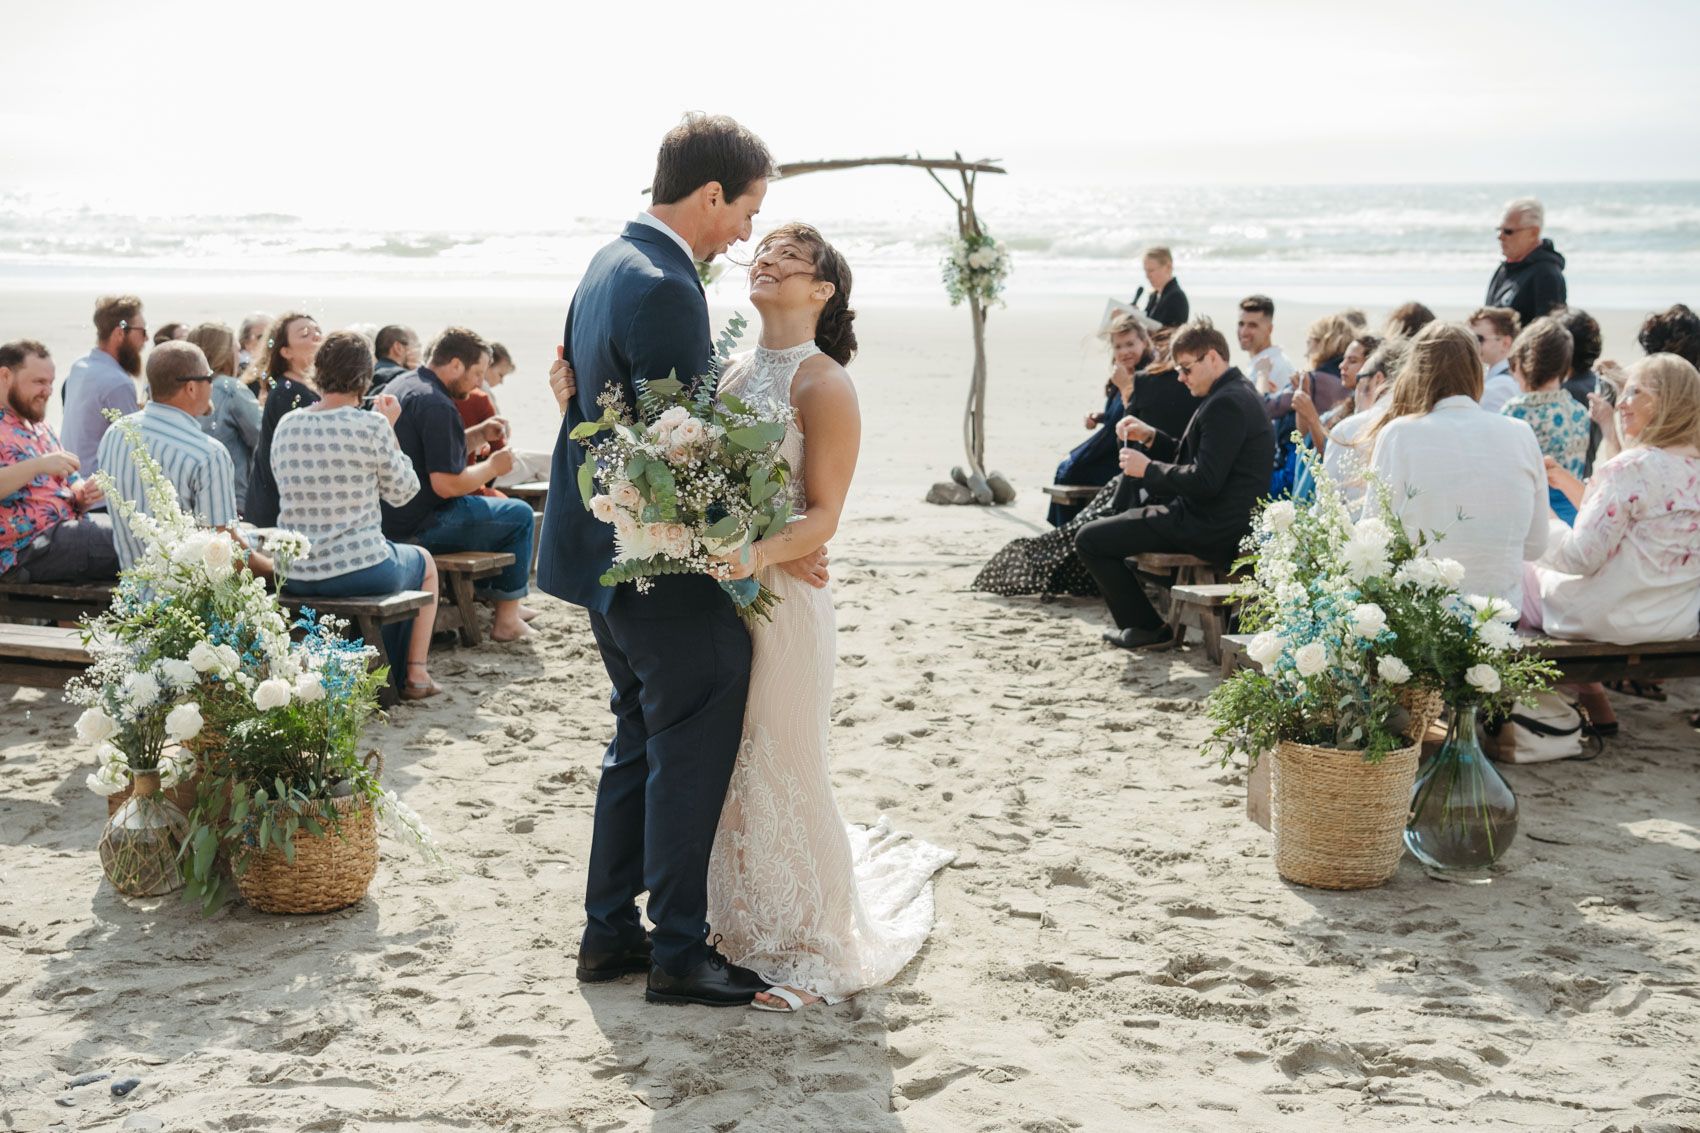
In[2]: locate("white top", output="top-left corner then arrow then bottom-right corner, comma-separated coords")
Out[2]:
1369,394 -> 1548,610
1480,361 -> 1519,414
1246,345 -> 1295,393
1533,446 -> 1700,644
634,211 -> 695,266
1321,400 -> 1389,505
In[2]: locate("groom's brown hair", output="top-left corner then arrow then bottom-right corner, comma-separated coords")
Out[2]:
651,113 -> 774,206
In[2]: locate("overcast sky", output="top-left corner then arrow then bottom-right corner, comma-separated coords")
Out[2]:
6,0 -> 1697,228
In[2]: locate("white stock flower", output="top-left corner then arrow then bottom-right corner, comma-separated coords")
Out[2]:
253,678 -> 292,711
1466,594 -> 1519,623
75,707 -> 119,745
187,640 -> 222,673
294,673 -> 326,703
1247,632 -> 1284,668
1377,655 -> 1413,684
160,658 -> 199,688
164,701 -> 204,743
1478,619 -> 1519,653
1264,500 -> 1296,532
1350,603 -> 1388,638
123,672 -> 162,709
1466,664 -> 1502,694
1434,558 -> 1467,589
1294,642 -> 1329,677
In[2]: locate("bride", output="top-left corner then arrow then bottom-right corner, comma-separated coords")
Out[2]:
706,223 -> 953,1012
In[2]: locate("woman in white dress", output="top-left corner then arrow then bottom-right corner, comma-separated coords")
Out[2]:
706,223 -> 953,1013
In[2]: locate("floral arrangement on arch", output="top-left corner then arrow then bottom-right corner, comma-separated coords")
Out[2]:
942,229 -> 1011,308
1206,447 -> 1558,766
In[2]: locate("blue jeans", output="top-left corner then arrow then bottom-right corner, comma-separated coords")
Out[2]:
414,495 -> 533,601
283,543 -> 428,680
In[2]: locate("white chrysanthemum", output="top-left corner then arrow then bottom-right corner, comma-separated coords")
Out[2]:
1377,656 -> 1413,684
1342,535 -> 1390,580
1466,594 -> 1518,623
1466,663 -> 1502,694
1294,642 -> 1329,677
1478,619 -> 1519,653
123,672 -> 162,709
1434,558 -> 1467,589
159,658 -> 199,688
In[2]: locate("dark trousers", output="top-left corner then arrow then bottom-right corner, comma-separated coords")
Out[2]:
1075,504 -> 1226,631
4,515 -> 119,584
583,599 -> 751,975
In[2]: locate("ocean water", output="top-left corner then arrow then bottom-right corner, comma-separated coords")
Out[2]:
1,181 -> 1695,310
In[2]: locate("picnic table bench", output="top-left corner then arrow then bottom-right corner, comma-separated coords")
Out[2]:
0,624 -> 94,688
1042,484 -> 1102,507
432,550 -> 518,647
1127,553 -> 1240,654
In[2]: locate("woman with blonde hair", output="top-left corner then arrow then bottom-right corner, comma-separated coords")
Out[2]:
1273,313 -> 1358,496
186,322 -> 262,514
1368,321 -> 1547,610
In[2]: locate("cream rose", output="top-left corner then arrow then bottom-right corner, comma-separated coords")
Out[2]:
610,481 -> 643,511
1247,632 -> 1284,668
75,707 -> 119,745
1466,664 -> 1502,694
1294,642 -> 1329,677
1377,656 -> 1413,685
1350,603 -> 1388,638
253,678 -> 292,711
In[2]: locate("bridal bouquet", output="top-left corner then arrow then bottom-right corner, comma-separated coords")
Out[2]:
571,314 -> 795,621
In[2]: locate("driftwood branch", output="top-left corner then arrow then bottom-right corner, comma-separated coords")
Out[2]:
776,156 -> 1006,179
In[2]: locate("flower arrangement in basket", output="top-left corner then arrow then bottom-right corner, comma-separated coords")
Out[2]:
571,313 -> 797,621
942,229 -> 1011,308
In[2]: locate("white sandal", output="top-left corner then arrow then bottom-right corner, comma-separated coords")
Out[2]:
750,986 -> 807,1013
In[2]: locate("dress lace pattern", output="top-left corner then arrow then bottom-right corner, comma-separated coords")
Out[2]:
706,343 -> 954,1002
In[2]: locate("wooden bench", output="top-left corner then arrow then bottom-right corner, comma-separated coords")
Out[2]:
0,624 -> 93,688
1169,583 -> 1253,665
0,579 -> 116,624
432,550 -> 518,647
1128,553 -> 1232,653
1042,484 -> 1102,506
504,481 -> 550,575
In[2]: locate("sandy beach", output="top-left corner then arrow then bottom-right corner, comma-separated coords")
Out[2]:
3,289 -> 1698,1132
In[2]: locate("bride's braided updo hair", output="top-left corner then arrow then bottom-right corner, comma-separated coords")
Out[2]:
755,222 -> 857,365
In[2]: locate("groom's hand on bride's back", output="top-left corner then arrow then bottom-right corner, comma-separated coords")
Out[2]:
778,547 -> 830,589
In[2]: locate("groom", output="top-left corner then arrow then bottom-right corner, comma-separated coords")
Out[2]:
537,114 -> 776,1006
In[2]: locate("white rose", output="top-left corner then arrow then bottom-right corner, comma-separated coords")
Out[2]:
1434,558 -> 1467,589
1478,619 -> 1519,653
215,644 -> 242,673
588,494 -> 618,524
1247,632 -> 1284,668
294,673 -> 326,703
610,481 -> 643,511
123,672 -> 162,709
202,532 -> 235,580
675,418 -> 706,445
160,658 -> 199,688
85,761 -> 130,797
164,701 -> 204,743
1377,656 -> 1413,685
187,640 -> 222,673
253,678 -> 292,711
1294,642 -> 1329,677
75,707 -> 119,745
1264,500 -> 1296,532
1350,603 -> 1388,638
1466,663 -> 1502,694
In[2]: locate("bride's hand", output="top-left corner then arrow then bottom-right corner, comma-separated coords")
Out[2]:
707,544 -> 762,582
550,347 -> 577,414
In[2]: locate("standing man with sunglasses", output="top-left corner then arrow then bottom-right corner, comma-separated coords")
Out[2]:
1486,197 -> 1567,330
96,341 -> 273,579
61,294 -> 147,487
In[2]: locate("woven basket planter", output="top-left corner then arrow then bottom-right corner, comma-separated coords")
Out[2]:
1398,687 -> 1446,745
1270,738 -> 1420,890
234,793 -> 378,914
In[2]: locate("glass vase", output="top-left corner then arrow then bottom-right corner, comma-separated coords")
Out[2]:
1404,703 -> 1519,882
98,770 -> 189,897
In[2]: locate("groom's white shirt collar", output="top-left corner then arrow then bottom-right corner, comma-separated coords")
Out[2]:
635,211 -> 695,266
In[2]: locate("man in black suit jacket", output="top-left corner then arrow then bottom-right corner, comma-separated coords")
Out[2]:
535,114 -> 779,1007
1075,319 -> 1274,650
1142,245 -> 1190,328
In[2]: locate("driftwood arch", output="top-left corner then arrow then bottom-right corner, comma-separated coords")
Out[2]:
775,153 -> 1011,505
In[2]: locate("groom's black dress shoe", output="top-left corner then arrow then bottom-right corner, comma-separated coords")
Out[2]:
1102,625 -> 1175,652
576,936 -> 653,983
645,951 -> 769,1007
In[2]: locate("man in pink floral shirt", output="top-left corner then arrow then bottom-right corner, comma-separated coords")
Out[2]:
0,340 -> 118,582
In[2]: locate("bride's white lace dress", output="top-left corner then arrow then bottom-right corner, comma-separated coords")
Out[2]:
706,341 -> 954,1002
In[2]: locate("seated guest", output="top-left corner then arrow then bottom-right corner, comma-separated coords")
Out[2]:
1141,246 -> 1189,328
382,327 -> 534,642
1267,313 -> 1355,496
97,342 -> 273,579
1075,319 -> 1274,650
244,312 -> 323,526
1237,294 -> 1295,395
0,341 -> 118,583
1314,332 -> 1381,434
152,323 -> 189,345
186,322 -> 262,514
1637,303 -> 1700,367
62,294 -> 146,482
273,332 -> 441,700
1383,301 -> 1435,340
237,312 -> 271,377
455,340 -> 512,457
1049,316 -> 1153,525
1320,338 -> 1408,505
1469,306 -> 1522,413
1554,307 -> 1606,474
1501,317 -> 1589,525
1527,354 -> 1700,734
370,324 -> 421,397
1368,321 -> 1545,610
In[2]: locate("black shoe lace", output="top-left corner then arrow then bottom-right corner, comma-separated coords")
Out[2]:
706,933 -> 727,971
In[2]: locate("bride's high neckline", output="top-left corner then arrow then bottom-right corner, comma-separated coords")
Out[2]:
754,340 -> 820,362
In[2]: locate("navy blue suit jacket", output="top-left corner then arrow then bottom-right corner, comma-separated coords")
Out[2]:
536,222 -> 716,613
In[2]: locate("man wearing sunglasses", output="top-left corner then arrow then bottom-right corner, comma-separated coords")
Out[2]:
1486,197 -> 1567,329
61,294 -> 147,487
96,341 -> 272,580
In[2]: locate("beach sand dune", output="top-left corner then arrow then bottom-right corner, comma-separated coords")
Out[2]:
2,297 -> 1696,1132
